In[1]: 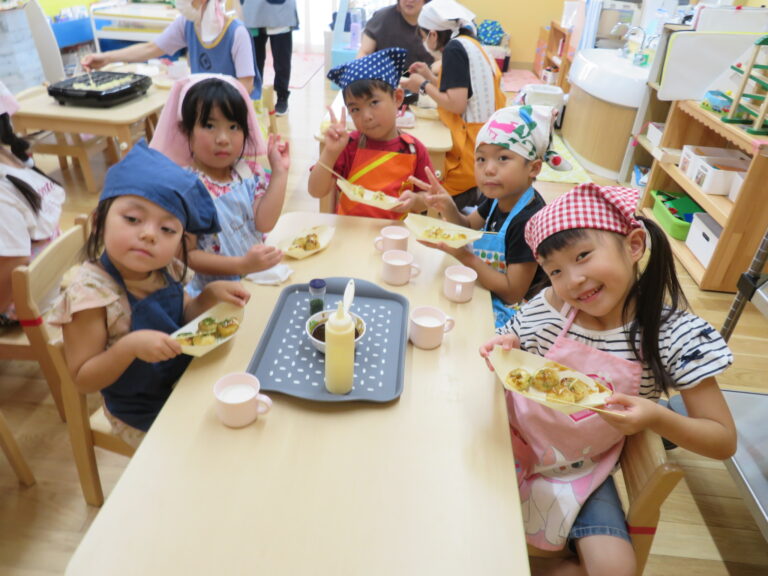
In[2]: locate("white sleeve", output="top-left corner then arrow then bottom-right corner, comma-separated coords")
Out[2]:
0,196 -> 31,257
153,16 -> 188,56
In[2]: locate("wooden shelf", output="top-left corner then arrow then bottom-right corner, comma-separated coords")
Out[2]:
678,100 -> 767,155
641,207 -> 705,284
642,99 -> 768,293
660,163 -> 732,227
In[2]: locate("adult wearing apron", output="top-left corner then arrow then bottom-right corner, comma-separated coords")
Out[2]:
401,0 -> 506,211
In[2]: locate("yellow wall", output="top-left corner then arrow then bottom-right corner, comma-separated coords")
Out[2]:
744,0 -> 768,6
39,0 -> 96,18
464,0 -> 565,67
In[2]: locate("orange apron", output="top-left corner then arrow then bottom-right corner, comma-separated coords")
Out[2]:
438,36 -> 506,197
337,133 -> 418,220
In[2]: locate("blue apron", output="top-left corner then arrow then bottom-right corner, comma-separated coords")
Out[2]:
472,186 -> 534,328
100,252 -> 192,431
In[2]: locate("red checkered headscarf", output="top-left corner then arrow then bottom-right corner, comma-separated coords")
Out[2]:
525,183 -> 642,257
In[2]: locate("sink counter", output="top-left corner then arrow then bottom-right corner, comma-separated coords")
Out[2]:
569,48 -> 650,108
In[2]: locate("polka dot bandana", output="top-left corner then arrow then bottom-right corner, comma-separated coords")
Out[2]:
524,183 -> 642,257
327,48 -> 408,91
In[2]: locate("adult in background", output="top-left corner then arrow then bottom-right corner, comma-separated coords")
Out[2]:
241,0 -> 298,115
358,0 -> 434,69
82,0 -> 260,98
401,0 -> 505,211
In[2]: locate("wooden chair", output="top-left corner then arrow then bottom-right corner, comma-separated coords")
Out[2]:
528,429 -> 684,576
12,217 -> 135,506
0,408 -> 35,487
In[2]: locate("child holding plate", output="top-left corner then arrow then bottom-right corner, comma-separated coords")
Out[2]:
479,184 -> 736,575
151,74 -> 289,294
415,105 -> 567,328
49,142 -> 249,448
308,48 -> 433,219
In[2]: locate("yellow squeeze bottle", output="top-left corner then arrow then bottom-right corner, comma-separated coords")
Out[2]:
324,302 -> 355,394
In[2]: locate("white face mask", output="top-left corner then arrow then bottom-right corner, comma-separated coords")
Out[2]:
423,39 -> 440,60
176,0 -> 200,22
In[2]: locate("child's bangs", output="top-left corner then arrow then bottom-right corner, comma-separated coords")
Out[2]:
181,79 -> 250,140
343,79 -> 394,102
536,228 -> 591,259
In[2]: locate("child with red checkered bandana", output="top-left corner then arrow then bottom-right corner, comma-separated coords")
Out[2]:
479,184 -> 736,575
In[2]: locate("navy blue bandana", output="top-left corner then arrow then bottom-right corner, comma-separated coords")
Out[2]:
101,140 -> 220,235
327,47 -> 408,91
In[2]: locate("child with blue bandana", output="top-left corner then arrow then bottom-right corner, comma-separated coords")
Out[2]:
415,105 -> 569,328
308,48 -> 434,219
49,142 -> 250,447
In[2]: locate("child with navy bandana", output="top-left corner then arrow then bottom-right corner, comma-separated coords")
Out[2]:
49,142 -> 250,448
308,48 -> 434,219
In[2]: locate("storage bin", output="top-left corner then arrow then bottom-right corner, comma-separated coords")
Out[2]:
678,145 -> 750,179
685,212 -> 722,268
650,190 -> 703,241
728,172 -> 745,203
693,156 -> 750,195
646,122 -> 665,148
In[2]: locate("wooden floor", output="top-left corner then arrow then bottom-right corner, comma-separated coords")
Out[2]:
1,67 -> 767,575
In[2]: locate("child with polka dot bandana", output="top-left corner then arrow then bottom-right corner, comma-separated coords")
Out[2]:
308,48 -> 434,219
479,183 -> 736,573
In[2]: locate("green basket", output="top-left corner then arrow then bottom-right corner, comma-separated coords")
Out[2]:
650,190 -> 702,241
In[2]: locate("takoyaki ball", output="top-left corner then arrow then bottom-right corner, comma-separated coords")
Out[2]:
532,368 -> 560,392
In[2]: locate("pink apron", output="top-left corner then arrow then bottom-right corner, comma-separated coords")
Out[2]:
507,304 -> 641,550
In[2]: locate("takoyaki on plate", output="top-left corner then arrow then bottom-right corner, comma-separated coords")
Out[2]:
171,302 -> 245,357
273,225 -> 335,260
488,347 -> 613,414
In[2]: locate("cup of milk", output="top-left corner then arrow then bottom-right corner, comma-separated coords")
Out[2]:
213,373 -> 272,428
409,306 -> 454,350
381,249 -> 420,286
443,265 -> 478,303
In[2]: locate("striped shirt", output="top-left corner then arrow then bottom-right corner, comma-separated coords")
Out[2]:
498,290 -> 733,400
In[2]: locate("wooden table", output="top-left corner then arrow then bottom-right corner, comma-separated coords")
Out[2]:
66,212 -> 529,575
12,79 -> 168,191
317,92 -> 452,213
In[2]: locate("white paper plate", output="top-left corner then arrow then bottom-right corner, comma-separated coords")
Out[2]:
488,347 -> 612,414
274,225 -> 335,260
337,179 -> 403,211
404,213 -> 483,249
171,302 -> 245,358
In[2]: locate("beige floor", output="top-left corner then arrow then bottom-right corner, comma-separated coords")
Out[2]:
1,67 -> 767,575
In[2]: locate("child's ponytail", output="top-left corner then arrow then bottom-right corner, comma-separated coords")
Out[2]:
624,216 -> 688,395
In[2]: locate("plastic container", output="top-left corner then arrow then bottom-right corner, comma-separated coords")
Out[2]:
309,278 -> 326,315
324,302 -> 355,395
685,212 -> 722,268
646,122 -> 665,148
679,145 -> 750,180
728,172 -> 745,203
693,156 -> 750,195
651,189 -> 702,241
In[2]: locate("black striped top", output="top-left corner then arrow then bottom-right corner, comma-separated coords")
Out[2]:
498,290 -> 733,400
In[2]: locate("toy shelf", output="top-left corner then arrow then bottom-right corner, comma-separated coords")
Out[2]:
641,99 -> 768,293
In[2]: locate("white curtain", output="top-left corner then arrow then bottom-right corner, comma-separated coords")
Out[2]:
579,0 -> 603,50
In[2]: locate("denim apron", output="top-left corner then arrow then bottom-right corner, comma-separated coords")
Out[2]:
507,303 -> 641,550
472,186 -> 534,328
100,252 -> 192,431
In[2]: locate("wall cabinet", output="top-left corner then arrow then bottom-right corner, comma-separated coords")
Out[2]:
533,21 -> 572,93
641,100 -> 768,293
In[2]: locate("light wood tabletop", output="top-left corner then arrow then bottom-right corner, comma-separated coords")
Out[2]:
12,79 -> 168,156
66,212 -> 529,576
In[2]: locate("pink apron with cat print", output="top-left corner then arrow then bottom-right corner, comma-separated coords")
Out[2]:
506,304 -> 641,550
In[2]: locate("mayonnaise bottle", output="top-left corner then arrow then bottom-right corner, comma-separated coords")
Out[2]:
324,301 -> 355,394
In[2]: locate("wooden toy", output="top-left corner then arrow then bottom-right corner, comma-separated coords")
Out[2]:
721,35 -> 768,135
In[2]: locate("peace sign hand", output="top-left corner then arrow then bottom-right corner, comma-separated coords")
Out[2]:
323,106 -> 351,158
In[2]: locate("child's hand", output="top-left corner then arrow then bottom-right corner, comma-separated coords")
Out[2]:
597,393 -> 663,435
323,106 -> 350,158
203,281 -> 251,307
126,330 -> 182,363
267,134 -> 290,175
478,335 -> 520,371
416,238 -> 472,263
409,168 -> 456,217
240,244 -> 283,274
392,190 -> 427,213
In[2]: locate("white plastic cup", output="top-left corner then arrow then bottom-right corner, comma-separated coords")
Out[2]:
213,373 -> 272,428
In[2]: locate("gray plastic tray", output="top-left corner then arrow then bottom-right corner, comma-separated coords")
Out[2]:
247,277 -> 409,403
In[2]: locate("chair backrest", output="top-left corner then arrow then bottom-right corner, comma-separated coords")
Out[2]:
11,216 -> 135,506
